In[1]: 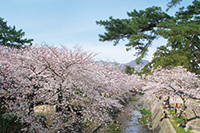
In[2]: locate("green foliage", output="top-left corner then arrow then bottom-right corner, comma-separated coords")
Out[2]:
167,109 -> 175,115
141,45 -> 200,74
129,96 -> 137,101
124,65 -> 135,75
102,123 -> 120,133
0,17 -> 33,48
137,103 -> 142,107
0,112 -> 47,133
167,0 -> 183,11
138,109 -> 152,126
139,109 -> 151,116
96,6 -> 170,62
75,90 -> 82,94
139,93 -> 144,96
0,112 -> 22,133
138,116 -> 148,125
97,0 -> 200,74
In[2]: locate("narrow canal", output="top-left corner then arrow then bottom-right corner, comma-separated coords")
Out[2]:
117,99 -> 152,133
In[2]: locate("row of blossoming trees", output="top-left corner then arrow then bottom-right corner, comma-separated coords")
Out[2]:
0,45 -> 143,132
143,66 -> 200,98
143,66 -> 200,108
143,66 -> 200,131
1,44 -> 200,132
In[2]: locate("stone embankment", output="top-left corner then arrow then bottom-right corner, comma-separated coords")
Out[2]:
150,98 -> 176,133
183,99 -> 200,133
149,96 -> 200,133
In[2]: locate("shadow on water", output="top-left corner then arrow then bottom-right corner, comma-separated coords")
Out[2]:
117,100 -> 152,133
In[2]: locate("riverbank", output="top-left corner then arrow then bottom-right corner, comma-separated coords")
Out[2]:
117,94 -> 152,133
149,95 -> 200,133
150,97 -> 176,133
98,93 -> 200,133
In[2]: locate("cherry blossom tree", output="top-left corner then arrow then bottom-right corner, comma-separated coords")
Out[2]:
0,44 -> 141,132
142,66 -> 200,117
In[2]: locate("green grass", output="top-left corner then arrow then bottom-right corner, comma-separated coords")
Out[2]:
138,116 -> 148,125
139,93 -> 144,96
138,109 -> 152,126
75,90 -> 82,94
167,109 -> 192,133
170,117 -> 192,133
101,123 -> 120,133
167,109 -> 175,114
139,109 -> 151,116
129,96 -> 137,101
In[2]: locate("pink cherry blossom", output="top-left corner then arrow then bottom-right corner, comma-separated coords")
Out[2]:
0,45 -> 141,132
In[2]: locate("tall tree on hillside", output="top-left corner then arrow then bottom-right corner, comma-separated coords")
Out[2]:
96,0 -> 200,74
0,17 -> 33,48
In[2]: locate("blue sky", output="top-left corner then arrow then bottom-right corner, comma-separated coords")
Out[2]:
0,0 -> 192,63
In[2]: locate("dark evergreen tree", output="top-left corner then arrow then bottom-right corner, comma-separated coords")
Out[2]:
0,17 -> 33,48
166,0 -> 183,11
96,6 -> 171,63
141,46 -> 198,74
96,0 -> 200,74
124,65 -> 135,75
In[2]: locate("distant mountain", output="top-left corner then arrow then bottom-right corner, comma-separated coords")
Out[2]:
124,60 -> 149,71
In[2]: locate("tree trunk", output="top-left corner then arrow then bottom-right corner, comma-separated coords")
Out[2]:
27,92 -> 34,115
178,95 -> 186,118
56,87 -> 63,112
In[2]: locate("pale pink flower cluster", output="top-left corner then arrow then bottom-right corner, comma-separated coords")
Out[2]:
142,66 -> 200,99
0,45 -> 141,132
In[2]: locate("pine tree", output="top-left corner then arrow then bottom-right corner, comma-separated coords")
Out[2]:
0,17 -> 33,48
96,0 -> 200,74
141,46 -> 196,74
96,6 -> 171,63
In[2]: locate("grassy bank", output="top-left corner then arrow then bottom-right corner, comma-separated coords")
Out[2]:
100,122 -> 121,133
166,109 -> 192,133
138,109 -> 152,126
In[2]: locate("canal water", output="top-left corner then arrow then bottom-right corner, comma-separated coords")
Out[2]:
117,100 -> 152,133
